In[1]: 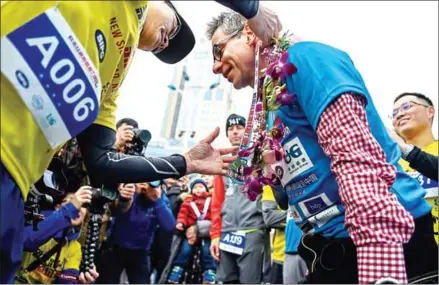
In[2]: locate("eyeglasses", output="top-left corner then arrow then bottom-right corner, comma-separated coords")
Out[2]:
212,28 -> 242,62
391,101 -> 430,119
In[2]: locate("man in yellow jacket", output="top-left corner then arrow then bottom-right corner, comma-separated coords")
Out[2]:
0,1 -> 198,283
390,92 -> 438,243
1,1 -> 283,282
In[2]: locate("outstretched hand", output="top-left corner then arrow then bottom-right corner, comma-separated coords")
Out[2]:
184,127 -> 238,175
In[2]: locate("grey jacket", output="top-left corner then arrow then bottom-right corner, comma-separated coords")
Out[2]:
220,177 -> 266,233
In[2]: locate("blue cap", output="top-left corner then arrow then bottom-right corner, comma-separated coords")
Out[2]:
189,178 -> 208,192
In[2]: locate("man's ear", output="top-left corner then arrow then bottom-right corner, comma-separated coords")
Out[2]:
243,24 -> 257,47
427,106 -> 435,124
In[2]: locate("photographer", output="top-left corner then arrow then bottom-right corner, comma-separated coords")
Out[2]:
115,118 -> 139,153
96,182 -> 175,284
15,187 -> 98,284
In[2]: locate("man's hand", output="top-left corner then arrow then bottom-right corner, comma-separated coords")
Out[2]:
184,127 -> 237,175
387,128 -> 407,149
119,183 -> 136,200
78,266 -> 99,284
186,225 -> 198,245
147,186 -> 162,201
116,125 -> 134,149
210,237 -> 220,262
247,3 -> 282,46
176,223 -> 185,231
71,186 -> 92,210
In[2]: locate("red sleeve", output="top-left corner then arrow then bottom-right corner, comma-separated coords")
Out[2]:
210,175 -> 225,239
316,93 -> 415,284
176,199 -> 190,226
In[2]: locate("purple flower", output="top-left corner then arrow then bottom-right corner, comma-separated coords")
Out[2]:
275,150 -> 283,161
265,52 -> 297,81
276,91 -> 296,106
243,167 -> 253,176
246,178 -> 263,201
238,147 -> 254,158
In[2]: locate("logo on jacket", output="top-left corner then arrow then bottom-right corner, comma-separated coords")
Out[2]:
281,137 -> 314,184
95,30 -> 106,63
298,193 -> 332,218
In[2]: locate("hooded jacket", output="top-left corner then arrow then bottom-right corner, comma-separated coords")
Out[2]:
177,192 -> 212,227
210,176 -> 265,240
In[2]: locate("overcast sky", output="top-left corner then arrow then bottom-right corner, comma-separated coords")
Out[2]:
117,1 -> 438,147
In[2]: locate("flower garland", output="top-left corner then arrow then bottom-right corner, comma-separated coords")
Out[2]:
237,32 -> 297,201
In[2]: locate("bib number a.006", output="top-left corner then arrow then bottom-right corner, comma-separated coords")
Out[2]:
1,7 -> 101,148
219,231 -> 246,255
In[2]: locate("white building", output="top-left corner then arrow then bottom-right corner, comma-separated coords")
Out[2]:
162,37 -> 234,150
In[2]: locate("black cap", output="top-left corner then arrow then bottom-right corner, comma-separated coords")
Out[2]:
153,1 -> 195,64
226,114 -> 246,137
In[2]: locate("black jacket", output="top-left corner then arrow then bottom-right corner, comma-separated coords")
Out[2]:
406,146 -> 438,181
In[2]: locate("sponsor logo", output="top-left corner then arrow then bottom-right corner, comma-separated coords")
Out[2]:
228,118 -> 241,126
15,70 -> 29,88
31,95 -> 44,110
45,113 -> 56,126
285,173 -> 319,196
308,204 -> 343,229
303,196 -> 326,215
109,17 -> 126,54
281,138 -> 314,184
95,30 -> 106,63
298,193 -> 332,218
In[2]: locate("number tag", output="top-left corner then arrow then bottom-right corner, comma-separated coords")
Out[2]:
1,7 -> 101,148
219,231 -> 246,255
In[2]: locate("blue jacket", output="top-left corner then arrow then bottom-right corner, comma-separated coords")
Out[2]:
111,192 -> 175,250
23,202 -> 80,252
21,202 -> 81,284
275,41 -> 431,237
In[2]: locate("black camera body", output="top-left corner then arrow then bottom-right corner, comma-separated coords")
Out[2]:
85,186 -> 120,214
125,128 -> 151,156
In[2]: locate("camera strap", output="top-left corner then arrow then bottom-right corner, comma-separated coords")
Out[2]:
25,228 -> 69,272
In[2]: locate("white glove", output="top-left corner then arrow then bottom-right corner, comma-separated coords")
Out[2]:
247,3 -> 282,45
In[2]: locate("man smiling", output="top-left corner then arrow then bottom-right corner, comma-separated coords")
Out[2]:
392,92 -> 438,243
206,11 -> 438,284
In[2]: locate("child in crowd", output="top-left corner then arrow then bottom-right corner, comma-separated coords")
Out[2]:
168,178 -> 216,284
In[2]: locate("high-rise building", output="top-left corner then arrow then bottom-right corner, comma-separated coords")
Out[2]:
161,37 -> 234,150
160,62 -> 188,140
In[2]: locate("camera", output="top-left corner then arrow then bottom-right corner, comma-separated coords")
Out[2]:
125,128 -> 151,156
84,186 -> 120,214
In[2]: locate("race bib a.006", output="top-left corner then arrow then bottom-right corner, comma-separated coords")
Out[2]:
1,7 -> 101,148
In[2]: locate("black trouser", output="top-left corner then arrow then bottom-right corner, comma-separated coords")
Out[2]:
298,213 -> 438,284
150,228 -> 173,280
96,245 -> 151,284
270,262 -> 284,284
